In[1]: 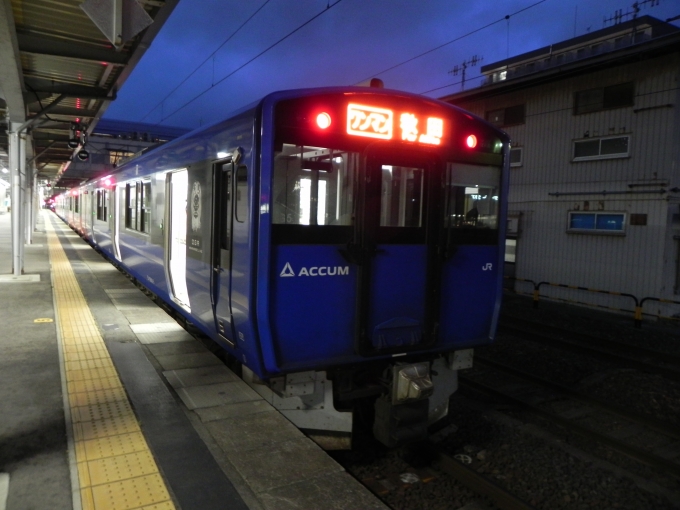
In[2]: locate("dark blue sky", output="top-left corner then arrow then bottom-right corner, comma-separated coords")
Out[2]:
104,0 -> 679,129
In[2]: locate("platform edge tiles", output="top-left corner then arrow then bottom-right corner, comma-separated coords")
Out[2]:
45,217 -> 176,510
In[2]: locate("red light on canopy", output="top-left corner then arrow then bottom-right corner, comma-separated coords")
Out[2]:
104,178 -> 112,186
466,134 -> 478,148
316,112 -> 332,129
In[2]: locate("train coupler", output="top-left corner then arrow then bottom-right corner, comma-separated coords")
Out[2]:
373,396 -> 429,447
373,362 -> 434,447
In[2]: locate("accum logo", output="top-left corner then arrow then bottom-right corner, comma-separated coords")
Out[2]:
280,262 -> 349,277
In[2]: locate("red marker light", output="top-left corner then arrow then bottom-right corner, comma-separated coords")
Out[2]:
316,112 -> 332,129
466,134 -> 478,148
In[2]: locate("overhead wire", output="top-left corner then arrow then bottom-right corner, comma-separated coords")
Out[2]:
156,0 -> 345,124
156,0 -> 650,124
141,0 -> 273,122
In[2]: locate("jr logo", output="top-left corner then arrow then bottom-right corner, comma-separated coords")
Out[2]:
482,263 -> 493,271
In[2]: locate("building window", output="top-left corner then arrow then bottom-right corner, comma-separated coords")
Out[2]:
573,135 -> 629,161
125,180 -> 151,232
492,70 -> 507,83
568,212 -> 625,233
505,238 -> 516,263
509,147 -> 523,167
630,213 -> 647,226
633,29 -> 650,44
485,104 -> 525,127
574,82 -> 634,114
109,150 -> 135,166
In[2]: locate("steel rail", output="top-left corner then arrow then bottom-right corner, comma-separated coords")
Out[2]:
436,451 -> 537,510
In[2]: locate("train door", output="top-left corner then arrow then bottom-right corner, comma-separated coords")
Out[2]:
355,150 -> 441,355
165,169 -> 191,310
211,160 -> 235,347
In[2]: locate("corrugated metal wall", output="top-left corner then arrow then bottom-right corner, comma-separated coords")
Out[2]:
455,52 -> 680,317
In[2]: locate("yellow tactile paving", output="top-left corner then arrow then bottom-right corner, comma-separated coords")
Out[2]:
68,376 -> 124,394
85,451 -> 160,486
70,388 -> 129,410
45,216 -> 176,510
72,415 -> 142,443
78,432 -> 151,462
67,366 -> 120,382
88,474 -> 172,510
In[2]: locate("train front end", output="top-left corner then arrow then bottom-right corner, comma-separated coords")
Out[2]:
249,88 -> 509,448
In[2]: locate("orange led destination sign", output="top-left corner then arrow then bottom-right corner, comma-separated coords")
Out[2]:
347,103 -> 443,145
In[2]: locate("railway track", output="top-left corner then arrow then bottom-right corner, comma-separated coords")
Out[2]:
354,439 -> 538,510
459,364 -> 680,481
474,356 -> 680,440
334,310 -> 680,509
435,451 -> 536,510
498,318 -> 680,381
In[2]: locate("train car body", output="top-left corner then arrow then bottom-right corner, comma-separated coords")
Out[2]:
55,87 -> 510,448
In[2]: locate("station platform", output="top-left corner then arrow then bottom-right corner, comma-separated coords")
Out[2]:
0,210 -> 387,510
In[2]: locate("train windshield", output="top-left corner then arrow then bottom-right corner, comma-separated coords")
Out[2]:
273,144 -> 357,227
272,144 -> 426,230
379,165 -> 423,228
445,163 -> 500,230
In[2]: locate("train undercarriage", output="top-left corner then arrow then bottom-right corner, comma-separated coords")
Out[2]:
242,349 -> 474,449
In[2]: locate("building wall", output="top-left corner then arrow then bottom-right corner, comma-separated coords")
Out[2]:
454,52 -> 680,315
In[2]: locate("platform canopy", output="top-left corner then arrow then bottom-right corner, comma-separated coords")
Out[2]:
0,0 -> 180,188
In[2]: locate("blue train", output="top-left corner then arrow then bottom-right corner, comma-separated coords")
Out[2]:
55,87 -> 510,448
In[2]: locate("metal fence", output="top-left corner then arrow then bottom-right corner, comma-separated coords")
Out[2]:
506,277 -> 680,328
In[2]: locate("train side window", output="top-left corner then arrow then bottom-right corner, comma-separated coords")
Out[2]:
235,165 -> 247,223
125,183 -> 135,228
141,181 -> 151,232
125,180 -> 151,232
136,182 -> 143,230
96,189 -> 109,220
220,168 -> 232,251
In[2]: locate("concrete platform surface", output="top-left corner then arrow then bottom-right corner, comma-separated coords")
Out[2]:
0,210 -> 388,510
